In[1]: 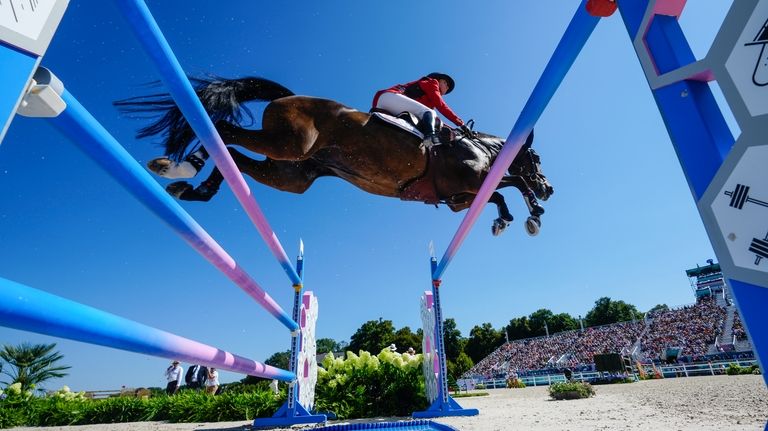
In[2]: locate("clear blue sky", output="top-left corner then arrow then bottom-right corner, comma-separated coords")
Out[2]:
0,1 -> 735,392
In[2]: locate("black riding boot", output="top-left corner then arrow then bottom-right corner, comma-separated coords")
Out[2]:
419,111 -> 440,145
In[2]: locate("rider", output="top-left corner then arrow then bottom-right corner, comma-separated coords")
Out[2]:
372,73 -> 470,144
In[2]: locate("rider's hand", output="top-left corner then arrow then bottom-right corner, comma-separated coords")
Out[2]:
459,124 -> 474,137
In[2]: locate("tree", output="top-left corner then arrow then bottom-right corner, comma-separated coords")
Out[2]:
464,323 -> 503,363
548,312 -> 579,334
316,338 -> 341,354
505,316 -> 532,341
442,318 -> 465,362
528,309 -> 555,337
264,350 -> 291,370
348,318 -> 395,353
584,297 -> 643,327
391,327 -> 421,354
647,304 -> 669,316
0,343 -> 70,392
452,351 -> 474,379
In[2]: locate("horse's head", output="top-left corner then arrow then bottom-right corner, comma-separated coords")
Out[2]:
462,129 -> 554,202
508,145 -> 554,202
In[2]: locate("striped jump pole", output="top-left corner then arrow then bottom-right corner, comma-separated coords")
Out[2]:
415,1 -> 601,418
433,0 -> 600,282
41,82 -> 297,332
0,277 -> 295,381
113,0 -> 301,287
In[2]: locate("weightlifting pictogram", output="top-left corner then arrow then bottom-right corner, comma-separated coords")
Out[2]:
724,183 -> 768,209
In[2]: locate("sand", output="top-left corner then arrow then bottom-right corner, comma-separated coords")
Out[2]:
11,375 -> 768,431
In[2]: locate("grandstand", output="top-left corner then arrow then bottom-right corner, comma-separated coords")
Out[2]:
463,261 -> 755,382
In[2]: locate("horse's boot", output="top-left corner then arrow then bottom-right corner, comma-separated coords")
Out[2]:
419,111 -> 441,145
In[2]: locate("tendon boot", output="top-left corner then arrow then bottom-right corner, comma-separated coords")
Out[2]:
419,111 -> 441,145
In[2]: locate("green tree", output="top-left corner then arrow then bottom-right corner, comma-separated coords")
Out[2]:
442,318 -> 465,362
505,316 -> 532,341
0,343 -> 70,392
316,338 -> 340,354
647,304 -> 669,316
528,309 -> 555,337
391,327 -> 421,354
584,297 -> 642,327
264,350 -> 291,370
452,351 -> 474,379
348,318 -> 395,353
464,323 -> 503,363
548,312 -> 579,334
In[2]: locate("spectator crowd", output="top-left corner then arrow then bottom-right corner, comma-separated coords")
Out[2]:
464,297 -> 734,379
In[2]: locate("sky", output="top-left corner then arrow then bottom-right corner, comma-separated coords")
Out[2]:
0,1 -> 737,392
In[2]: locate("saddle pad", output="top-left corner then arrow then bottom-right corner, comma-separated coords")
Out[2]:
371,112 -> 424,139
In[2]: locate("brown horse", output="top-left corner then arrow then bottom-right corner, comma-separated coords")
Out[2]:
116,77 -> 553,236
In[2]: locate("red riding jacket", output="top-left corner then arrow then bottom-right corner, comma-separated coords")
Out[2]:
372,77 -> 464,127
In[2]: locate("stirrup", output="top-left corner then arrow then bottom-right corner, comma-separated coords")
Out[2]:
424,134 -> 440,146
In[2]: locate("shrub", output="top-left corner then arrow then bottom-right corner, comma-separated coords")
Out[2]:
728,364 -> 761,375
549,381 -> 595,400
314,349 -> 427,419
0,384 -> 282,427
506,378 -> 526,389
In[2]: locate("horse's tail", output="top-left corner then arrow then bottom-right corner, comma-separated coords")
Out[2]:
115,77 -> 295,161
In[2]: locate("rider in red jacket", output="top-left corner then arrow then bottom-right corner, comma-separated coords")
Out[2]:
372,73 -> 469,144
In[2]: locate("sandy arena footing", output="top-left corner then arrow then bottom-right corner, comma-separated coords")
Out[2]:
10,375 -> 768,431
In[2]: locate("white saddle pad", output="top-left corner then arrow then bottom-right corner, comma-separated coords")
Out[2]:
371,112 -> 424,139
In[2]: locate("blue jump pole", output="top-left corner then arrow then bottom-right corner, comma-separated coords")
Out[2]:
0,276 -> 295,381
433,0 -> 600,282
50,88 -> 298,332
112,0 -> 302,287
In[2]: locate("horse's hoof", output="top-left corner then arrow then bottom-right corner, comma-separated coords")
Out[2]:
166,181 -> 193,199
525,216 -> 541,236
492,218 -> 511,236
147,157 -> 199,179
193,183 -> 218,202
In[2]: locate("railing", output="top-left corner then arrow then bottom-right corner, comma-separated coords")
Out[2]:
470,359 -> 759,389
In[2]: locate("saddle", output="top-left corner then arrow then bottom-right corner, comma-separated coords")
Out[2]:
369,110 -> 460,205
370,111 -> 425,139
369,110 -> 452,143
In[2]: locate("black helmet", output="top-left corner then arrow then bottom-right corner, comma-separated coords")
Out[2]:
427,73 -> 455,94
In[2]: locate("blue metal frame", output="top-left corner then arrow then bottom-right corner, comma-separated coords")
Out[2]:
618,0 -> 768,398
253,251 -> 327,428
0,42 -> 40,144
412,258 -> 478,418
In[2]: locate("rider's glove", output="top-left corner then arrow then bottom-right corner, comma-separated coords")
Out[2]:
459,124 -> 474,137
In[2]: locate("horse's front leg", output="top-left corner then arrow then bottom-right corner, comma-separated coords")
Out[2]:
499,176 -> 544,236
488,192 -> 513,236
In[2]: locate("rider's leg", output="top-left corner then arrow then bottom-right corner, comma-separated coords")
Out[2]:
419,110 -> 441,145
374,93 -> 439,143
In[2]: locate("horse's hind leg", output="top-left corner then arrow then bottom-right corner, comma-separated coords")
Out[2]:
167,148 -> 323,201
216,103 -> 320,161
148,147 -> 210,179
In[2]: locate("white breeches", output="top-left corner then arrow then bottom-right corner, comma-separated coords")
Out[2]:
375,92 -> 434,118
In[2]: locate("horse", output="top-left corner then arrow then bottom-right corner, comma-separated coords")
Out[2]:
116,77 -> 554,236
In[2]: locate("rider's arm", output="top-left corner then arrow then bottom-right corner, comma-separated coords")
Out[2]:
419,79 -> 464,127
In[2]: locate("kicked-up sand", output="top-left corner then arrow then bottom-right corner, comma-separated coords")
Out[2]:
11,375 -> 768,431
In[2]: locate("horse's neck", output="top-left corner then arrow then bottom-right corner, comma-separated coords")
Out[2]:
473,135 -> 504,160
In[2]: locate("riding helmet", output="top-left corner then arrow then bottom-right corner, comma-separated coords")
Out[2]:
427,72 -> 455,94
